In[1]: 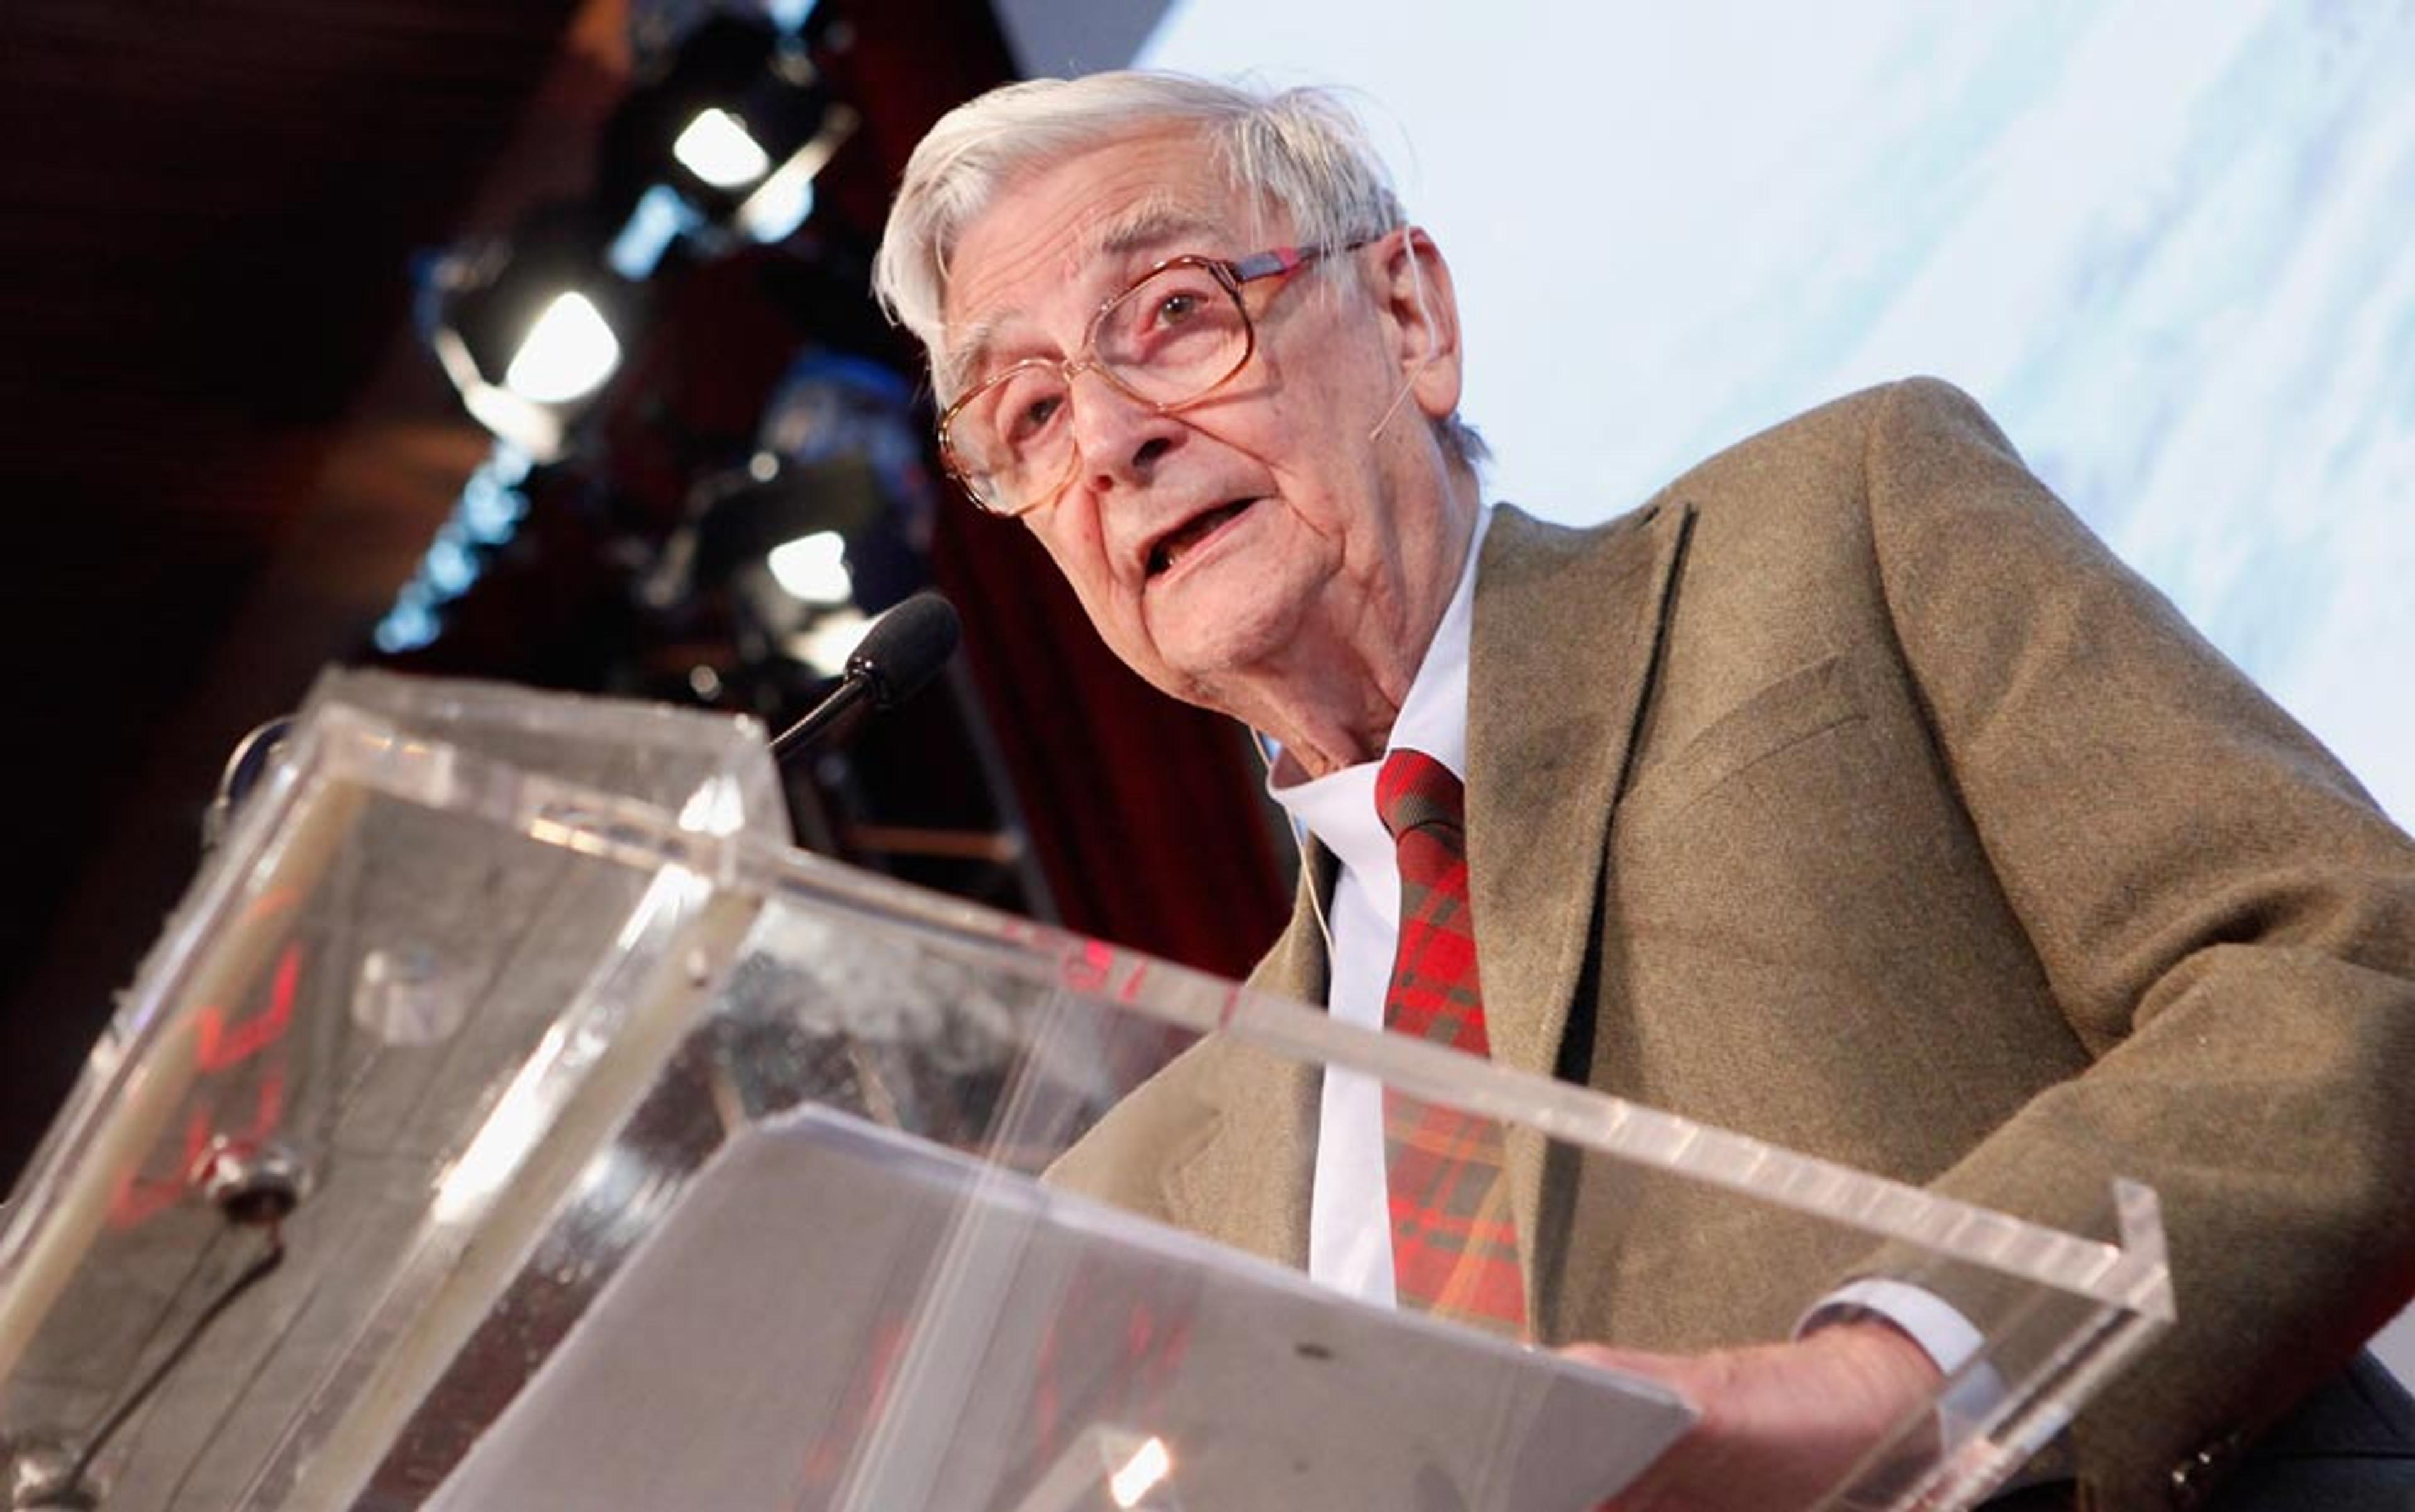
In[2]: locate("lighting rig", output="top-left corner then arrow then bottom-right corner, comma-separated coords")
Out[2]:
386,3 -> 855,654
382,1 -> 1052,917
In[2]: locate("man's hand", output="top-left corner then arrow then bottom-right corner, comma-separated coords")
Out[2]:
1568,1319 -> 1943,1512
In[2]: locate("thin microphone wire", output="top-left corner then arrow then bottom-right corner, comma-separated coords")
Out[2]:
54,1230 -> 286,1502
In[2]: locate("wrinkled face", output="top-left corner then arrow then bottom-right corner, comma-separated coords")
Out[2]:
940,128 -> 1463,718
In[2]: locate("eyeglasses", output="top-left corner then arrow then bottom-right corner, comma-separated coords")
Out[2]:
938,243 -> 1360,517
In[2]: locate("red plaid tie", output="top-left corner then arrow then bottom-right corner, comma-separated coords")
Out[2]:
1377,748 -> 1528,1337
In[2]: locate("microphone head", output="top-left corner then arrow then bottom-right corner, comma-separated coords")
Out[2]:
846,591 -> 962,708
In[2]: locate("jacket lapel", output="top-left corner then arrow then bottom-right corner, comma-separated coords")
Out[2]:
1465,503 -> 1692,1294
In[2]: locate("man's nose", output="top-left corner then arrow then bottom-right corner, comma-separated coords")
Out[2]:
1069,368 -> 1184,494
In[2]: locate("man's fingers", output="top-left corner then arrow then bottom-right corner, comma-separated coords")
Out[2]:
1565,1325 -> 1944,1512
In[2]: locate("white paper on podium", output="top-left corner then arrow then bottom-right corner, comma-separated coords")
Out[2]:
425,1106 -> 1696,1512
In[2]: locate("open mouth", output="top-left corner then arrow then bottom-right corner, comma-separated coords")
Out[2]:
1146,498 -> 1257,577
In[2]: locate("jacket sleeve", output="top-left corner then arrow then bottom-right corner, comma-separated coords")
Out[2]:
1861,376 -> 2415,1505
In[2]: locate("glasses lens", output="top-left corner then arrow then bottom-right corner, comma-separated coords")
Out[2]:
942,260 -> 1254,514
947,363 -> 1073,513
1094,262 -> 1249,404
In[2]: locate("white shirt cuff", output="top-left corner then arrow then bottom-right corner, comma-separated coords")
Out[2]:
1799,1277 -> 2006,1431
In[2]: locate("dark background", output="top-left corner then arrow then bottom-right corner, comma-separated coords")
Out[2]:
0,0 -> 1290,1183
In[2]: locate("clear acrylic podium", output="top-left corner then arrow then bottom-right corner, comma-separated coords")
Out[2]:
0,671 -> 2173,1511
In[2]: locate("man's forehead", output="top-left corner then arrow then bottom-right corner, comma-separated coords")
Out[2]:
952,199 -> 1235,324
994,128 -> 1243,250
1086,195 -> 1236,259
941,133 -> 1278,377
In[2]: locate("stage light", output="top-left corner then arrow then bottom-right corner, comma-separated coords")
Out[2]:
501,291 -> 622,403
765,529 -> 852,606
419,203 -> 644,461
634,355 -> 936,694
680,452 -> 883,674
645,447 -> 910,677
599,13 -> 856,253
672,107 -> 772,190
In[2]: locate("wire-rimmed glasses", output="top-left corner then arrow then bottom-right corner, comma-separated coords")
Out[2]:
938,243 -> 1357,517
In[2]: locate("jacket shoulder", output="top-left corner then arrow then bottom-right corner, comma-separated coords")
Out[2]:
1643,375 -> 2023,514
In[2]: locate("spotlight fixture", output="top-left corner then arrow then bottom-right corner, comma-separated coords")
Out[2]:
637,351 -> 941,695
597,13 -> 857,255
647,449 -> 904,677
419,203 -> 645,460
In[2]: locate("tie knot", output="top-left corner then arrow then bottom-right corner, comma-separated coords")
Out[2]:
1375,747 -> 1464,842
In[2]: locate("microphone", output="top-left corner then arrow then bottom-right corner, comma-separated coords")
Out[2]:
769,591 -> 962,762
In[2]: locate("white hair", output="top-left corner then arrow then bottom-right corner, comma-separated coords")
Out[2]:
872,71 -> 1486,467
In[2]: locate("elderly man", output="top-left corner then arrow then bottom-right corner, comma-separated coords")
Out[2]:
872,72 -> 2415,1510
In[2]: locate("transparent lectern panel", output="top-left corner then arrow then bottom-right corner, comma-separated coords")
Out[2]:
0,673 -> 783,1511
657,866 -> 2173,1511
0,675 -> 2170,1512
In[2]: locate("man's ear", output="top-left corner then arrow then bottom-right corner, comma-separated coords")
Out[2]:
1377,225 -> 1465,423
